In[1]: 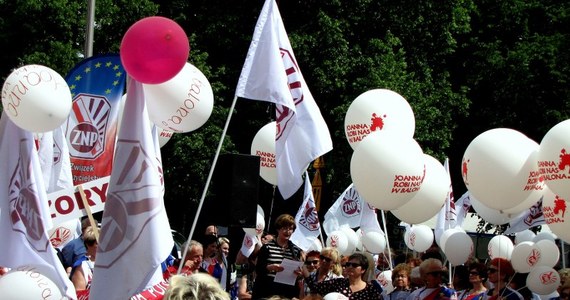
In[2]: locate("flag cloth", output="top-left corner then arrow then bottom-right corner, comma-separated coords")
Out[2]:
291,172 -> 321,251
236,0 -> 333,199
64,54 -> 126,185
435,158 -> 457,244
322,183 -> 365,235
504,197 -> 545,235
90,80 -> 174,300
0,113 -> 76,299
240,233 -> 259,258
359,201 -> 382,233
455,192 -> 471,227
37,125 -> 74,194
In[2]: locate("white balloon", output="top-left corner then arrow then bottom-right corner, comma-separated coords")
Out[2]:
542,185 -> 570,244
144,62 -> 214,133
515,230 -> 536,245
471,195 -> 519,225
324,292 -> 349,300
351,131 -> 425,210
511,241 -> 541,273
443,231 -> 473,266
1,64 -> 72,132
355,228 -> 363,250
527,266 -> 560,295
157,127 -> 174,147
409,225 -> 433,252
250,122 -> 277,185
0,265 -> 63,300
361,230 -> 387,254
538,119 -> 570,199
340,226 -> 358,256
307,238 -> 323,252
403,227 -> 413,250
487,235 -> 514,260
462,128 -> 544,211
439,227 -> 465,250
534,239 -> 560,268
344,89 -> 415,150
533,231 -> 557,243
326,230 -> 349,255
391,154 -> 449,224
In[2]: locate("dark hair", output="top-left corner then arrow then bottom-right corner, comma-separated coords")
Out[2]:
347,252 -> 369,271
468,262 -> 488,283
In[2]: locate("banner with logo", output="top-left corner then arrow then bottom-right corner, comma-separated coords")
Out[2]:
64,54 -> 126,185
322,183 -> 364,235
290,172 -> 321,251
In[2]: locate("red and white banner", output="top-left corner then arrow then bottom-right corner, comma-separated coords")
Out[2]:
89,80 -> 173,300
291,172 -> 321,251
0,113 -> 76,299
47,176 -> 109,224
236,0 -> 333,199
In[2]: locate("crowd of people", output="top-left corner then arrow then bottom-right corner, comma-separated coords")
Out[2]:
3,214 -> 570,300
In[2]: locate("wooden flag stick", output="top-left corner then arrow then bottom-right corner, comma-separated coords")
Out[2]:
78,185 -> 99,242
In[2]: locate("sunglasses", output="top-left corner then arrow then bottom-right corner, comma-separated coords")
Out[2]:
305,260 -> 319,265
320,255 -> 332,263
343,262 -> 361,268
487,268 -> 498,274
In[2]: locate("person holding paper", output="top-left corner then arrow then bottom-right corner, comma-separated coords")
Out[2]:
252,214 -> 303,299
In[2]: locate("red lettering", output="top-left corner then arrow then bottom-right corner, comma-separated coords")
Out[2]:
55,196 -> 74,215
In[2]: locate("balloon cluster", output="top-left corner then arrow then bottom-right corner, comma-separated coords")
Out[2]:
461,121 -> 570,242
324,226 -> 387,256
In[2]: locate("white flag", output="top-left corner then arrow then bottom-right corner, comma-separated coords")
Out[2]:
291,172 -> 321,251
0,113 -> 76,299
504,197 -> 545,235
359,201 -> 382,233
90,80 -> 174,300
236,0 -> 333,199
322,183 -> 364,235
435,158 -> 457,244
240,233 -> 258,258
455,192 -> 471,227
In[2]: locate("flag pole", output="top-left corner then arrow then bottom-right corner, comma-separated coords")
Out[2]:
178,95 -> 238,273
380,210 -> 393,269
84,0 -> 95,58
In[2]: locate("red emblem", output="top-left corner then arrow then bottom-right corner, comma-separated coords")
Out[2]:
67,94 -> 111,159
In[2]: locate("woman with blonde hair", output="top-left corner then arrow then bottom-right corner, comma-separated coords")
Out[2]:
165,273 -> 230,300
303,247 -> 343,297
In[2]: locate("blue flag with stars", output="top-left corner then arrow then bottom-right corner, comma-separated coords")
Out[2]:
63,54 -> 126,185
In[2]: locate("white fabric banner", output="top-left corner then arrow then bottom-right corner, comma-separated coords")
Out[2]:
291,172 -> 321,251
435,158 -> 457,243
323,183 -> 364,235
504,197 -> 545,234
236,0 -> 333,199
0,113 -> 76,299
90,80 -> 174,300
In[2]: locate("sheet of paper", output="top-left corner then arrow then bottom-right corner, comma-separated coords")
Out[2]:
273,258 -> 303,286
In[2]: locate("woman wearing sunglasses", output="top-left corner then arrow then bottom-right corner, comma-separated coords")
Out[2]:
477,258 -> 522,300
457,263 -> 487,300
303,248 -> 343,297
303,252 -> 382,299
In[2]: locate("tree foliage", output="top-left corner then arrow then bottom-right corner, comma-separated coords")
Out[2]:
0,0 -> 569,236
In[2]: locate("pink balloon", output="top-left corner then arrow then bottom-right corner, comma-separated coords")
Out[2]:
120,16 -> 189,84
